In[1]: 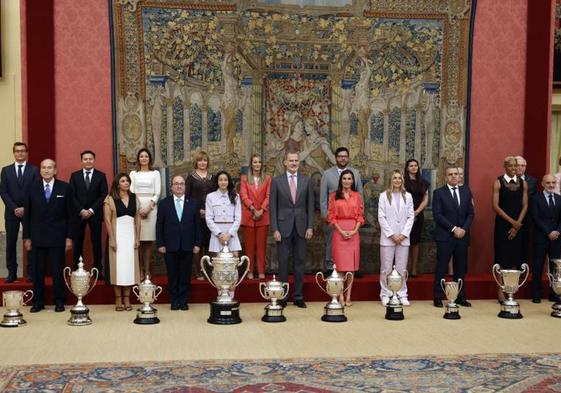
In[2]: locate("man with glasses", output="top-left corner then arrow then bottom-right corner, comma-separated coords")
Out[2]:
320,147 -> 363,276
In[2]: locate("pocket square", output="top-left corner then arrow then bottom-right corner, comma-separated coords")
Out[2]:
56,195 -> 65,198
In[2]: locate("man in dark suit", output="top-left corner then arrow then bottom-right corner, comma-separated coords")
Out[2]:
516,155 -> 537,264
156,175 -> 202,310
23,159 -> 72,312
270,151 -> 314,308
432,166 -> 474,308
0,142 -> 39,283
530,174 -> 561,303
68,150 -> 107,275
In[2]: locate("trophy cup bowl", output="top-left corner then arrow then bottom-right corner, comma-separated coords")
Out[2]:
200,244 -> 249,325
63,257 -> 99,326
492,263 -> 529,319
551,259 -> 561,278
547,272 -> 561,318
385,266 -> 405,321
1,290 -> 33,328
441,278 -> 463,320
132,275 -> 163,325
259,275 -> 289,323
315,265 -> 353,323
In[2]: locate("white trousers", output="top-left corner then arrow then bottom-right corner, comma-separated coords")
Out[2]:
379,245 -> 409,299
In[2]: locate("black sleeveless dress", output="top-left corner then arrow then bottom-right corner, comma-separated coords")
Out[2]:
494,176 -> 524,268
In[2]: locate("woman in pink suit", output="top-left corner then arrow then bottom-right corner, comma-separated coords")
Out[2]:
327,169 -> 364,306
378,169 -> 415,306
240,155 -> 271,279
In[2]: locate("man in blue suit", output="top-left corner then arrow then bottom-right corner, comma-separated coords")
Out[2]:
156,175 -> 202,310
530,174 -> 561,303
23,159 -> 72,312
432,166 -> 474,307
0,142 -> 39,283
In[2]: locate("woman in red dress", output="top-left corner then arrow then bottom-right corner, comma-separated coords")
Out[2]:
240,154 -> 271,279
327,169 -> 364,306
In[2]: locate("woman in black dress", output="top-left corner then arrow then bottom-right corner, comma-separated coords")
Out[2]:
492,156 -> 528,301
404,159 -> 429,277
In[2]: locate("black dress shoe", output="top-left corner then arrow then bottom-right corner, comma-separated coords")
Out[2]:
532,298 -> 542,304
30,305 -> 44,313
171,304 -> 180,310
549,295 -> 561,303
5,275 -> 16,283
180,304 -> 189,311
433,299 -> 443,308
457,299 -> 472,307
293,300 -> 307,308
55,305 -> 65,312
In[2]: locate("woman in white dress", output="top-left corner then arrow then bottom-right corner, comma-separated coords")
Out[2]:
205,171 -> 242,255
103,173 -> 141,311
130,148 -> 160,279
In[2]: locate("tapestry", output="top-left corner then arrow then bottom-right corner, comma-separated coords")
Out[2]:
2,353 -> 561,392
111,0 -> 475,273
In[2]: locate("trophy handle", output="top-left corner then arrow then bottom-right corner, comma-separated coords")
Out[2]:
440,278 -> 446,294
343,272 -> 354,296
519,263 -> 530,288
314,272 -> 330,296
492,264 -> 504,291
283,282 -> 290,299
457,278 -> 464,293
84,267 -> 99,297
22,290 -> 34,305
234,256 -> 250,288
548,272 -> 555,286
200,255 -> 217,289
132,285 -> 140,299
154,286 -> 163,301
63,266 -> 72,293
259,282 -> 267,299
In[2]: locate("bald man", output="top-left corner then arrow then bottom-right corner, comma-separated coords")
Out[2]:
23,159 -> 72,312
530,174 -> 561,303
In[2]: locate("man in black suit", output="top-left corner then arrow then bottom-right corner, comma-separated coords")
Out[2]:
530,174 -> 561,303
270,151 -> 314,308
156,175 -> 202,310
23,159 -> 72,312
432,166 -> 474,308
516,155 -> 538,264
68,150 -> 107,275
0,142 -> 38,283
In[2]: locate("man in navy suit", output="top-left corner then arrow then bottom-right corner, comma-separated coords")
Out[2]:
23,159 -> 72,312
0,142 -> 39,283
516,156 -> 538,265
68,150 -> 108,275
432,166 -> 474,307
156,175 -> 202,310
530,174 -> 561,303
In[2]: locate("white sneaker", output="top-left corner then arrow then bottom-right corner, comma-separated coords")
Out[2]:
401,297 -> 410,306
381,296 -> 389,306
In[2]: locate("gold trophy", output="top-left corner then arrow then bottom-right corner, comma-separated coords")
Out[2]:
201,244 -> 249,325
315,265 -> 353,322
441,278 -> 463,320
547,259 -> 561,318
132,275 -> 163,325
1,290 -> 33,327
492,263 -> 529,319
385,265 -> 405,320
63,256 -> 99,326
259,275 -> 289,323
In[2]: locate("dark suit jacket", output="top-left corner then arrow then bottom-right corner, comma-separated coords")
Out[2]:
432,185 -> 474,242
269,172 -> 314,238
68,168 -> 108,221
524,175 -> 538,198
531,192 -> 561,244
156,195 -> 202,252
23,179 -> 72,247
0,163 -> 39,219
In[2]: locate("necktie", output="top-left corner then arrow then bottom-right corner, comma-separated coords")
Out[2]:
85,171 -> 91,190
17,165 -> 23,183
44,183 -> 51,202
290,175 -> 297,204
549,193 -> 555,209
175,198 -> 183,220
509,179 -> 515,184
452,186 -> 459,206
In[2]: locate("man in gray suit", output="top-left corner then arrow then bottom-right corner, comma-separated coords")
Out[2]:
320,147 -> 363,275
270,151 -> 314,308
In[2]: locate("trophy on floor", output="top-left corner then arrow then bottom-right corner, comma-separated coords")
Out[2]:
547,259 -> 561,318
441,278 -> 463,320
1,290 -> 33,327
492,263 -> 529,319
259,275 -> 289,323
63,256 -> 99,326
315,265 -> 353,322
201,244 -> 249,325
132,275 -> 163,325
385,265 -> 405,321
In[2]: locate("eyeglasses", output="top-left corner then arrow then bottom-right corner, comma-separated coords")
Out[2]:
172,182 -> 185,186
14,149 -> 27,153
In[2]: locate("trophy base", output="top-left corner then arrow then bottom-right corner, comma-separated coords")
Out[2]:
67,307 -> 92,326
498,309 -> 523,319
208,302 -> 241,325
385,305 -> 404,321
551,309 -> 561,318
134,307 -> 160,325
321,304 -> 347,322
443,305 -> 461,320
0,313 -> 26,328
321,314 -> 347,322
262,306 -> 286,323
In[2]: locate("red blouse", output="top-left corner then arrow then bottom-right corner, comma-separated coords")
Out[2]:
327,191 -> 365,225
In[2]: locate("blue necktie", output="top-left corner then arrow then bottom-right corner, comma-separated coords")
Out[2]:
549,193 -> 555,210
175,198 -> 183,220
44,184 -> 51,202
17,165 -> 23,183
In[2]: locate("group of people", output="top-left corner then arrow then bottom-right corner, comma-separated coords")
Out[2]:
1,142 -> 560,312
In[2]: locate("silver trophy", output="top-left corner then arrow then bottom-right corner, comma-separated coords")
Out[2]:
63,256 -> 99,326
315,265 -> 353,322
1,290 -> 33,327
132,275 -> 163,325
259,275 -> 289,323
201,244 -> 249,324
547,259 -> 561,318
441,278 -> 463,320
492,263 -> 529,319
385,265 -> 405,320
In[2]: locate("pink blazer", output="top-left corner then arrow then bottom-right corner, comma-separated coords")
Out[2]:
240,174 -> 271,227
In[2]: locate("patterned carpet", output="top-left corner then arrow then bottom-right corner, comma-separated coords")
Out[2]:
1,353 -> 561,392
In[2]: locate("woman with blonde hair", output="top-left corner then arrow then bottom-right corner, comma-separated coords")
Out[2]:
378,169 -> 415,306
